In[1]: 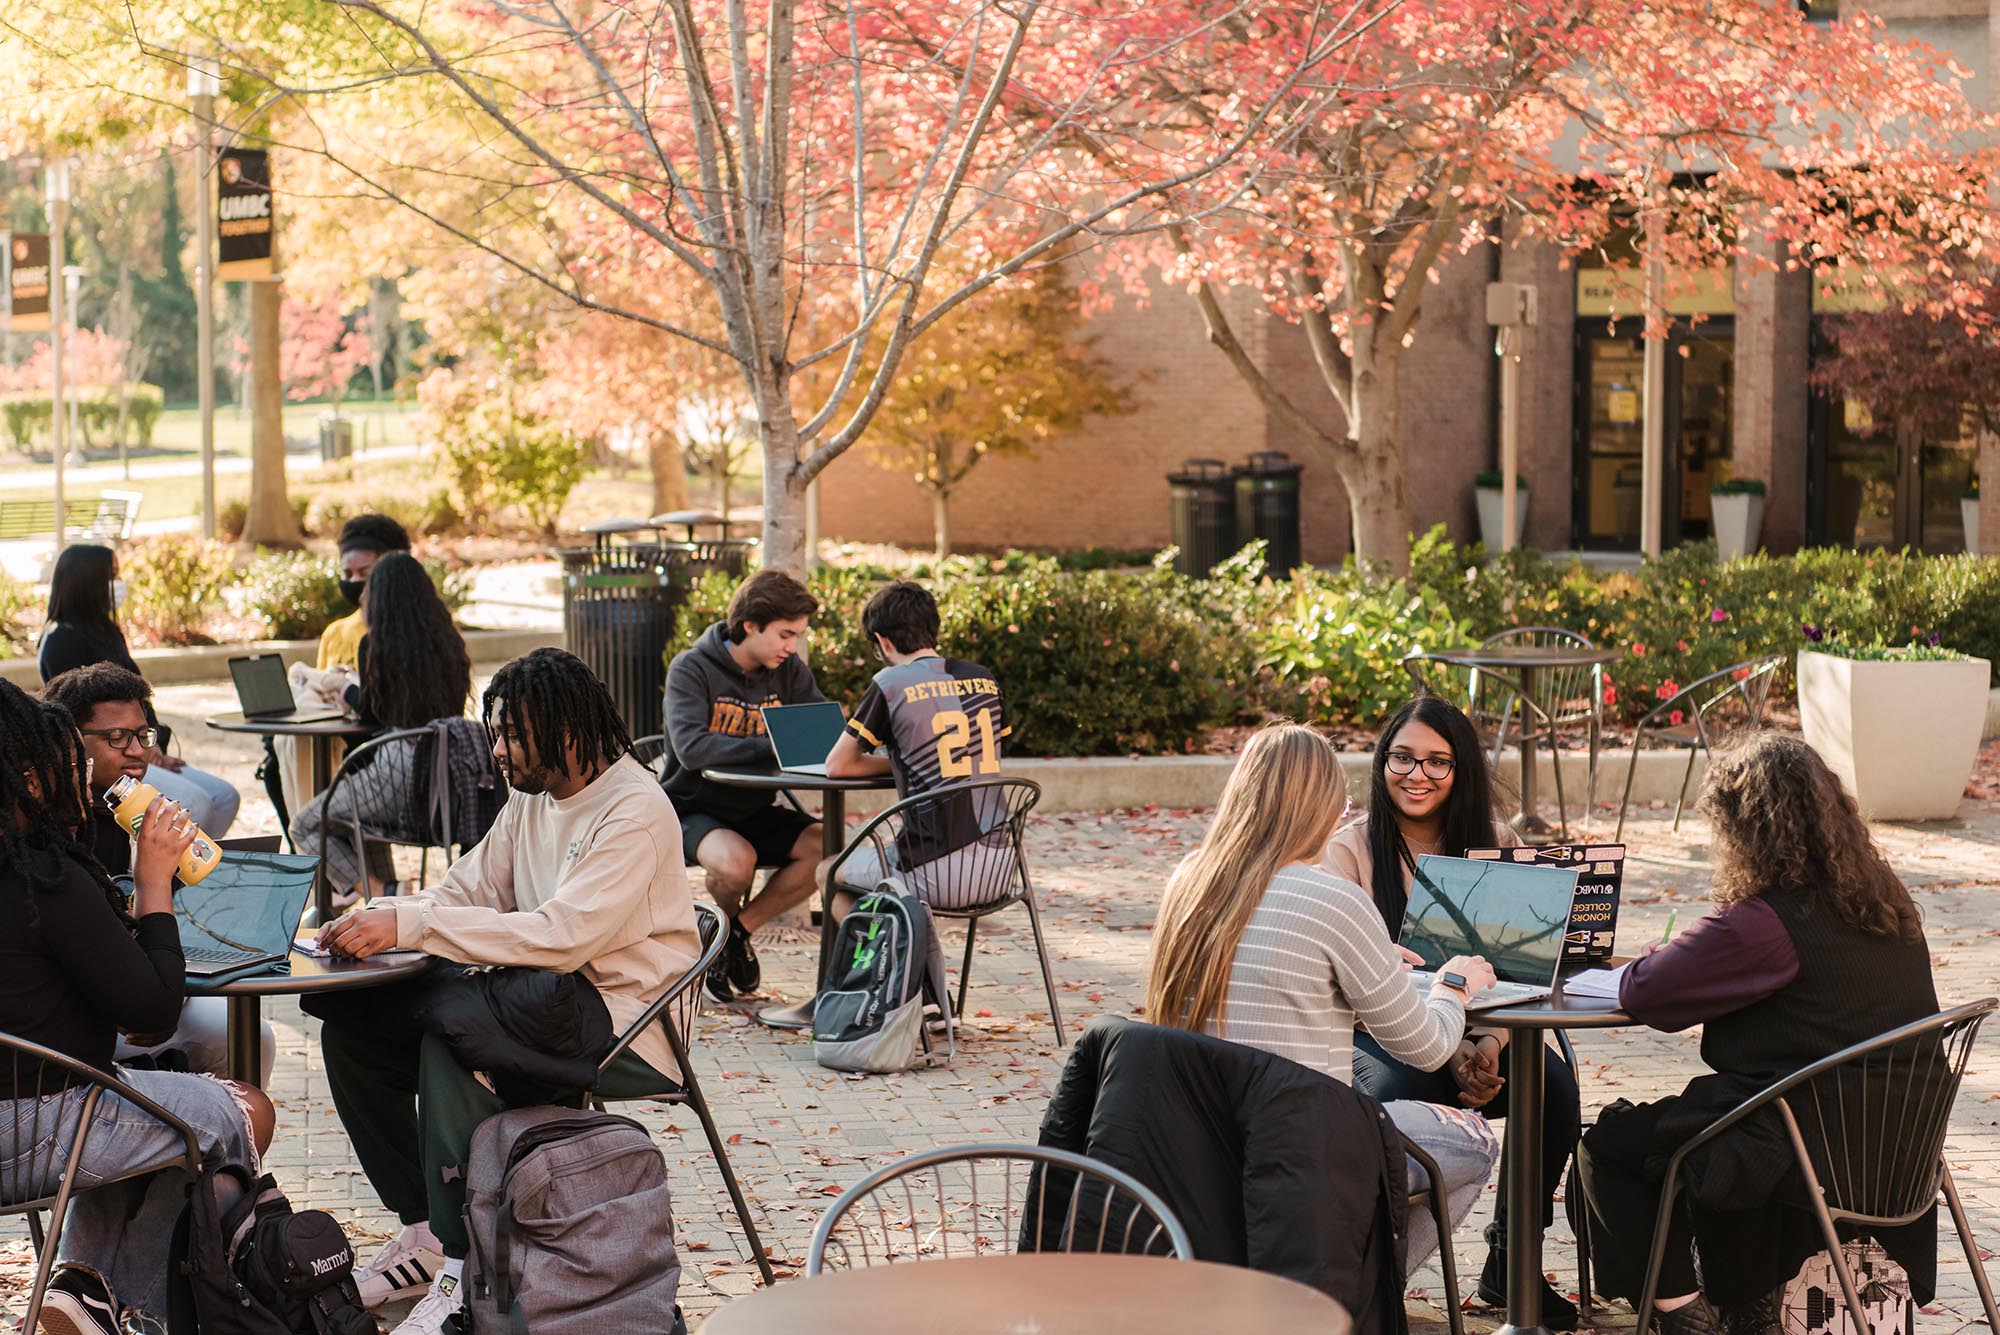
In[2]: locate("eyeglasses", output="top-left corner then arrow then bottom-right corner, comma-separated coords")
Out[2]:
81,726 -> 159,751
1384,751 -> 1455,780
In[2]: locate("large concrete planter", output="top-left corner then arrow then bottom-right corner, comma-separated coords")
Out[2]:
1475,485 -> 1529,549
1797,650 -> 1990,820
1712,492 -> 1765,561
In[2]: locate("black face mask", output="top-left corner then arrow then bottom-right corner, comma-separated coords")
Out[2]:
338,578 -> 366,608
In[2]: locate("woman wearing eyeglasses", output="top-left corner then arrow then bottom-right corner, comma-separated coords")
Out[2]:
1322,695 -> 1586,1329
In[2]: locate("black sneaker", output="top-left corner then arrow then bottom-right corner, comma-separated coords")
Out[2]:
703,964 -> 735,1005
37,1264 -> 119,1335
1655,1295 -> 1727,1335
1477,1243 -> 1580,1331
724,918 -> 762,994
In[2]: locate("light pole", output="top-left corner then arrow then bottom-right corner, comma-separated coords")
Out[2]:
63,264 -> 82,454
1486,282 -> 1538,552
189,59 -> 221,540
46,159 -> 70,553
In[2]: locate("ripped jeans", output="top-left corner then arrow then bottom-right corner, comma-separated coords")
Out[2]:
1386,1098 -> 1502,1269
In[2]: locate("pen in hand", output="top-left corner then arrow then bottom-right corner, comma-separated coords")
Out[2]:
1661,910 -> 1678,946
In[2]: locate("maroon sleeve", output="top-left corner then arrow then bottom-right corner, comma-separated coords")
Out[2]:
1618,897 -> 1799,1032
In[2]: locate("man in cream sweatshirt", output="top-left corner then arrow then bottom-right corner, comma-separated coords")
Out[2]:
307,648 -> 699,1335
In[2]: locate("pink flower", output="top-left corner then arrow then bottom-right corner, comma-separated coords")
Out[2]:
1732,666 -> 1751,681
1656,680 -> 1680,700
1602,683 -> 1618,706
1631,642 -> 1648,657
1710,608 -> 1729,623
1669,709 -> 1685,726
1675,639 -> 1689,652
1006,623 -> 1020,633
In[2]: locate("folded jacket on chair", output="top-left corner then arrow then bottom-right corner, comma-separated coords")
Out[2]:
413,963 -> 615,1106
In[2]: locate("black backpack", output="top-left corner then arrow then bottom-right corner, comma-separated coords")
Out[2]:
168,1162 -> 375,1335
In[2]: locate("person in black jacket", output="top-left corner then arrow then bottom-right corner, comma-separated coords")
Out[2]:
661,569 -> 827,999
0,681 -> 273,1333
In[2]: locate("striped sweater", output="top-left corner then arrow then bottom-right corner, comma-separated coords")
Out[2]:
1205,863 -> 1467,1082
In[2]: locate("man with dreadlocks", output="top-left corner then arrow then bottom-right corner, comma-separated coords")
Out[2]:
0,679 -> 273,1334
306,648 -> 698,1335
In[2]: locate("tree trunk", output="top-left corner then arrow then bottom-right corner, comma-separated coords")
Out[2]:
649,429 -> 689,515
243,279 -> 303,548
758,406 -> 810,574
932,488 -> 952,559
1342,352 -> 1412,574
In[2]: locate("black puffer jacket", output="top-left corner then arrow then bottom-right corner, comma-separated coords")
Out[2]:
1034,1018 -> 1410,1335
414,963 -> 614,1105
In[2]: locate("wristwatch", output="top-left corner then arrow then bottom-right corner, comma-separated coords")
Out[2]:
1435,970 -> 1470,998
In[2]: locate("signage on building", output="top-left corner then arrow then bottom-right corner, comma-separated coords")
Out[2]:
1575,266 -> 1734,319
7,232 -> 51,331
1606,387 -> 1639,424
217,148 -> 275,280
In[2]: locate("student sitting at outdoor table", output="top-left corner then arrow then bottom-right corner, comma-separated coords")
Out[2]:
820,579 -> 1012,911
662,568 -> 827,1001
42,662 -> 277,1083
1571,733 -> 1940,1335
1322,695 -> 1584,1328
305,648 -> 699,1335
0,680 -> 274,1335
289,551 -> 472,902
37,541 -> 242,837
1148,722 -> 1501,1267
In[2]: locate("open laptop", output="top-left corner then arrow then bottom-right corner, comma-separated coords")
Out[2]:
1399,854 -> 1581,1011
760,702 -> 848,775
228,654 -> 344,725
174,851 -> 315,977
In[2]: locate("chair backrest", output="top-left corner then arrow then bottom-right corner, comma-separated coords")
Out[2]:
1654,655 -> 1783,744
595,901 -> 725,1079
831,777 -> 1040,910
630,733 -> 670,779
324,727 -> 441,848
1776,998 -> 1996,1226
1478,627 -> 1602,726
0,1031 -> 199,1212
807,1143 -> 1193,1274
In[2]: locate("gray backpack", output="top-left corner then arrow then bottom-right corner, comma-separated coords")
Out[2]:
463,1107 -> 679,1334
813,883 -> 956,1073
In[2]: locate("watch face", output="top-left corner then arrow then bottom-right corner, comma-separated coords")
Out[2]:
1440,971 -> 1467,989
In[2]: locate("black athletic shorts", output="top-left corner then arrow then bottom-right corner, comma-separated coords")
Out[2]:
677,801 -> 819,868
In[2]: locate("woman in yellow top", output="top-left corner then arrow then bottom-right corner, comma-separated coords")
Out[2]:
1322,695 -> 1584,1329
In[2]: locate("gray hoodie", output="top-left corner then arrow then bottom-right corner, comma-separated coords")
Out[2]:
661,621 -> 826,819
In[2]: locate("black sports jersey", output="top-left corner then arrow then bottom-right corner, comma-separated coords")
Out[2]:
847,656 -> 1009,864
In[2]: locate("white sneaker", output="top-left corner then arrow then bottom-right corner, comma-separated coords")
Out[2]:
390,1267 -> 465,1335
355,1222 -> 447,1310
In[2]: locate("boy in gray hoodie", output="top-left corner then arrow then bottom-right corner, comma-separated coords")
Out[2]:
662,570 -> 826,999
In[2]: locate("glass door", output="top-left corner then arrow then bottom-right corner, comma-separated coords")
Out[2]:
1809,398 -> 1977,551
1669,328 -> 1735,542
1576,331 -> 1647,548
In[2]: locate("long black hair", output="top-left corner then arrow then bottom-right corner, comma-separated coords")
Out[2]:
358,553 -> 472,728
0,680 -> 126,919
45,543 -> 117,634
1365,695 -> 1499,935
483,647 -> 631,777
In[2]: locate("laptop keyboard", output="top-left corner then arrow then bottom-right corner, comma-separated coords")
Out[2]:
182,943 -> 277,968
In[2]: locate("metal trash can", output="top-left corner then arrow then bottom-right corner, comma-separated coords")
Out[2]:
318,412 -> 354,462
1167,457 -> 1238,577
1234,450 -> 1304,576
558,519 -> 756,739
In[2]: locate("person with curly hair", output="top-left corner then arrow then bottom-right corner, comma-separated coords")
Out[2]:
1571,732 -> 1938,1335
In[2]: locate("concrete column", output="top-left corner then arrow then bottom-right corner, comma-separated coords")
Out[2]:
1732,227 -> 1812,552
1499,226 -> 1575,550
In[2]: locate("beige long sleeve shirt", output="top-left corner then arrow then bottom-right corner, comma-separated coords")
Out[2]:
390,754 -> 700,1081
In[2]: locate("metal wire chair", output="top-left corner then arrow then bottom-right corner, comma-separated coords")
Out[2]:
587,901 -> 776,1285
1402,653 -> 1571,836
1613,655 -> 1782,840
807,1143 -> 1193,1273
1635,998 -> 2000,1335
1,1032 -> 202,1333
633,732 -> 811,819
1476,628 -> 1605,831
821,777 -> 1062,1043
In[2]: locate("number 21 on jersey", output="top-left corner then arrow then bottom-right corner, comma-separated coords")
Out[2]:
933,707 -> 1001,778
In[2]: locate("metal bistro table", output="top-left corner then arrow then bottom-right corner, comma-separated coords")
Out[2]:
206,711 -> 374,807
186,938 -> 432,1087
1475,979 -> 1635,1335
700,767 -> 896,1030
1425,643 -> 1620,841
701,1253 -> 1351,1335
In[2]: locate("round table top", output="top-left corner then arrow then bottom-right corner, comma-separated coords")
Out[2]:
1475,984 -> 1633,1030
1429,642 -> 1621,670
701,1255 -> 1350,1335
702,767 -> 896,794
206,712 -> 376,740
185,937 -> 431,997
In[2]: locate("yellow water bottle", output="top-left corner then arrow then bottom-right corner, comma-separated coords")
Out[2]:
104,775 -> 224,886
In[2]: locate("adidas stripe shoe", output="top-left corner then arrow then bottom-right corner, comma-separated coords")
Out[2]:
390,1265 -> 465,1335
356,1222 -> 447,1310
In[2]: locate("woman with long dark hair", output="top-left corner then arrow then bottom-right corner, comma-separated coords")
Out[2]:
37,543 -> 242,836
0,680 -> 273,1332
290,553 -> 473,898
1322,695 -> 1585,1328
1572,734 -> 1938,1335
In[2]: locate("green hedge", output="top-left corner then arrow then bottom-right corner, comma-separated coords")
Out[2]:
0,385 -> 163,450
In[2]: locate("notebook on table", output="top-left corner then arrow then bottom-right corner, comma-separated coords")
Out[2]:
228,653 -> 344,725
760,702 -> 848,775
1399,854 -> 1581,1012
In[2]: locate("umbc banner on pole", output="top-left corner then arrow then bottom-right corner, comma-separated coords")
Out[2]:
217,148 -> 274,280
8,232 -> 51,331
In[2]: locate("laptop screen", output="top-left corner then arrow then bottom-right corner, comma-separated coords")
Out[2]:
229,654 -> 295,717
1401,854 -> 1579,986
173,851 -> 315,956
761,702 -> 847,769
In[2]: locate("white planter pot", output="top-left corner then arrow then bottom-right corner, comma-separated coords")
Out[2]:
1711,492 -> 1765,562
1963,497 -> 1980,555
1797,650 -> 1991,820
1475,486 -> 1529,549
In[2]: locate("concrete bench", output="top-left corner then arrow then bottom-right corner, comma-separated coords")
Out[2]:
0,490 -> 142,544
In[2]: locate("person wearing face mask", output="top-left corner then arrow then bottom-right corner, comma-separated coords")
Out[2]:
37,543 -> 241,837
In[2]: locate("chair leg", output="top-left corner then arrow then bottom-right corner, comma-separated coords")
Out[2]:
957,918 -> 979,1021
1671,747 -> 1699,832
26,1154 -> 86,1335
1547,734 -> 1570,840
1615,736 -> 1644,843
27,1205 -> 44,1254
1019,892 -> 1066,1045
680,1068 -> 778,1285
1573,1191 -> 1594,1323
1941,1163 -> 2000,1334
1584,714 -> 1601,838
1432,1175 -> 1466,1335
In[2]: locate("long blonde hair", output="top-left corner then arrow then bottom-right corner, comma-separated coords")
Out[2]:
1147,724 -> 1348,1030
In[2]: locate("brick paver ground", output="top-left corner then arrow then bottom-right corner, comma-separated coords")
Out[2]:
2,682 -> 1995,1332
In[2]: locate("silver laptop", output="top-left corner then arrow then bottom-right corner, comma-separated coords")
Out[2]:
1399,854 -> 1580,1011
174,852 -> 315,977
228,654 -> 344,725
761,702 -> 847,775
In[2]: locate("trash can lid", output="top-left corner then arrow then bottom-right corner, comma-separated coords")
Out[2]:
1168,457 -> 1233,483
580,518 -> 655,535
650,510 -> 729,528
1238,450 -> 1301,475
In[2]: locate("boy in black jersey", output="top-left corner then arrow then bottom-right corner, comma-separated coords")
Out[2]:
823,581 -> 1013,912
